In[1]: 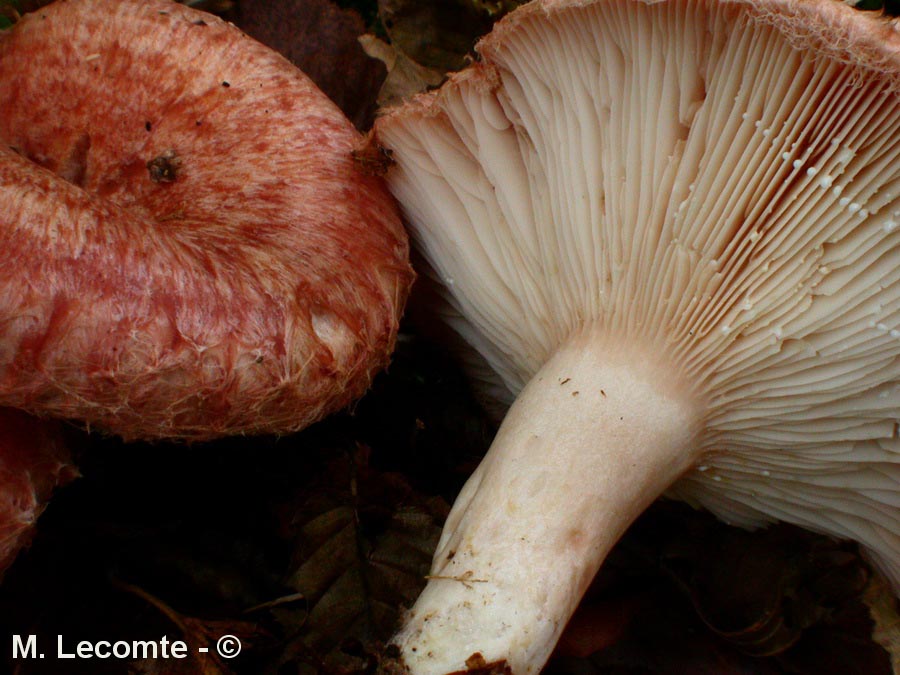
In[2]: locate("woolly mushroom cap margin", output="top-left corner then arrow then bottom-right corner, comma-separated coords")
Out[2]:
0,0 -> 413,441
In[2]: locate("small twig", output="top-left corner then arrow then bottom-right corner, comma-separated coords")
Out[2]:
111,578 -> 190,634
243,592 -> 306,615
425,570 -> 488,589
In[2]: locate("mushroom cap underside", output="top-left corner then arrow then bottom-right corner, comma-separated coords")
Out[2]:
374,0 -> 900,585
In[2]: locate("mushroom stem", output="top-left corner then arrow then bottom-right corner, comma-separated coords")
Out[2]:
393,331 -> 705,674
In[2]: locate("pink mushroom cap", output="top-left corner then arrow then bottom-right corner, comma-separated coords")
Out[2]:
0,0 -> 413,441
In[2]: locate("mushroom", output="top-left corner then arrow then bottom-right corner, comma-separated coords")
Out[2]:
372,0 -> 900,671
0,409 -> 73,578
0,0 -> 412,441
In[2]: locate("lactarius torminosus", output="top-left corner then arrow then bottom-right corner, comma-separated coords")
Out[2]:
0,0 -> 413,441
373,0 -> 900,671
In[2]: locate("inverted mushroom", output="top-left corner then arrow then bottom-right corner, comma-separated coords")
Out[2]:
372,0 -> 900,672
0,0 -> 412,441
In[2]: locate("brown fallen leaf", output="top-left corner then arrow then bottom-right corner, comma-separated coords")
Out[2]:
542,502 -> 892,675
554,593 -> 648,659
118,581 -> 266,675
376,0 -> 518,72
271,444 -> 447,673
358,34 -> 444,108
229,0 -> 386,129
866,575 -> 900,673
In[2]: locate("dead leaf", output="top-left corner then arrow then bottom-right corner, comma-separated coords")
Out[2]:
118,581 -> 267,675
865,575 -> 900,673
230,0 -> 386,129
376,0 -> 517,72
274,445 -> 446,671
358,34 -> 444,108
544,503 -> 892,675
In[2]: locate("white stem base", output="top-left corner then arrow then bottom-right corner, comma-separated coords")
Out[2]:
392,334 -> 704,674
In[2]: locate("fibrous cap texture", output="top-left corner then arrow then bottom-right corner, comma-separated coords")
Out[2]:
0,0 -> 413,441
375,0 -> 900,586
